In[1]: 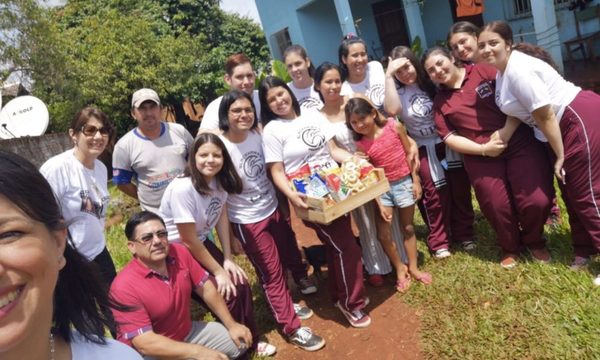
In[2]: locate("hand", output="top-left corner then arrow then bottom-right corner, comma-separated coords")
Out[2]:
214,268 -> 236,301
191,347 -> 228,360
227,323 -> 253,349
290,192 -> 308,209
412,179 -> 422,201
491,128 -> 510,144
353,151 -> 369,160
379,205 -> 393,223
230,235 -> 245,256
482,138 -> 507,157
554,157 -> 565,185
386,56 -> 410,77
223,258 -> 248,287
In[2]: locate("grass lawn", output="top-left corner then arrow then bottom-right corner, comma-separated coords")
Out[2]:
105,185 -> 600,359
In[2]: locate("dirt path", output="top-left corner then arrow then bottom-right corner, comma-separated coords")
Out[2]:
264,211 -> 423,359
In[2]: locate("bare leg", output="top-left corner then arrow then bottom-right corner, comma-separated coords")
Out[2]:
376,205 -> 408,282
397,205 -> 431,284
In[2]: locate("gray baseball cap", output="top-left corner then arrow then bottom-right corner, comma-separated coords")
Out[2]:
131,88 -> 160,108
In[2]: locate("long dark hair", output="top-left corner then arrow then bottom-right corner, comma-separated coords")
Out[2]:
0,150 -> 118,344
338,34 -> 367,80
258,76 -> 301,126
283,44 -> 315,78
447,21 -> 480,45
218,90 -> 258,133
481,20 -> 559,70
344,97 -> 387,141
313,62 -> 344,102
184,133 -> 243,196
389,46 -> 436,99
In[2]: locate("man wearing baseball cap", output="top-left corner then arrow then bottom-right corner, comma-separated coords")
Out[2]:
112,88 -> 194,212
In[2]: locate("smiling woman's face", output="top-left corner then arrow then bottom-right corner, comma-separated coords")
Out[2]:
0,195 -> 66,354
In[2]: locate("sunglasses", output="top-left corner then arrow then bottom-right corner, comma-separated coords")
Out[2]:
81,124 -> 111,137
135,230 -> 169,244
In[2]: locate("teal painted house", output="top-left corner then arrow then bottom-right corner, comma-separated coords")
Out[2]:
255,0 -> 600,73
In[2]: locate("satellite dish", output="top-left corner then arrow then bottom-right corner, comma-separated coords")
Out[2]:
0,96 -> 49,139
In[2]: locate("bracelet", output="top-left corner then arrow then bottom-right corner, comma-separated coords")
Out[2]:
481,144 -> 486,157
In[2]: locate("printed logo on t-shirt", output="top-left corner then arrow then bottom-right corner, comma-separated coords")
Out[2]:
299,126 -> 326,150
79,190 -> 108,219
240,151 -> 264,181
409,93 -> 433,119
365,84 -> 385,108
299,97 -> 323,110
205,197 -> 224,229
475,82 -> 493,99
495,89 -> 501,107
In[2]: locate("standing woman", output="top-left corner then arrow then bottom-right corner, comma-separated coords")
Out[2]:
338,35 -> 386,111
384,46 -> 475,258
478,21 -> 600,284
0,150 -> 142,360
284,45 -> 323,111
314,62 -> 406,286
40,107 -> 117,285
447,21 -> 480,63
422,47 -> 553,269
259,76 -> 370,328
159,134 -> 276,356
218,90 -> 325,351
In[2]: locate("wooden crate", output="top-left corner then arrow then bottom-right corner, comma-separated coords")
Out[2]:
293,168 -> 390,224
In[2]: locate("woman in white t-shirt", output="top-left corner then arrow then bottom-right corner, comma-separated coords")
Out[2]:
159,133 -> 276,355
0,150 -> 142,360
259,76 -> 370,328
284,45 -> 323,112
313,62 -> 407,287
217,90 -> 325,351
479,21 -> 600,285
40,107 -> 116,285
338,35 -> 386,111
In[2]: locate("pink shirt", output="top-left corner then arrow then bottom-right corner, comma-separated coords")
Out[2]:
110,244 -> 209,345
356,118 -> 410,181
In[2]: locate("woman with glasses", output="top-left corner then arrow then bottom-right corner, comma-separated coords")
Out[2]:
41,107 -> 117,285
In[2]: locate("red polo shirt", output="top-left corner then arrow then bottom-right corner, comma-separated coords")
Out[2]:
110,243 -> 209,346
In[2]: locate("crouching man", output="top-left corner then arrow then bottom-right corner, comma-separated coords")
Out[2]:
111,211 -> 252,359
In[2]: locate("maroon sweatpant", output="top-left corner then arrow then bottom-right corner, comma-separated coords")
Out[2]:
446,165 -> 475,244
203,240 -> 258,346
304,215 -> 366,312
462,126 -> 553,254
559,90 -> 600,256
232,208 -> 305,336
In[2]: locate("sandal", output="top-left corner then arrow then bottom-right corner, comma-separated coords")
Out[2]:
412,272 -> 432,285
395,276 -> 411,293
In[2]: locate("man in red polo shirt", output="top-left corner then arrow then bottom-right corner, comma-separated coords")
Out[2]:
110,211 -> 254,359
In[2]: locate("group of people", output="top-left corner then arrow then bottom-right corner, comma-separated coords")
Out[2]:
2,18 -> 599,360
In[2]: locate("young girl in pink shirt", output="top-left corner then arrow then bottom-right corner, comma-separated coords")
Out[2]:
346,97 -> 432,292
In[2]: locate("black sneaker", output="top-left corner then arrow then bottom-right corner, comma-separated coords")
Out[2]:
297,276 -> 318,295
288,327 -> 325,351
293,303 -> 314,320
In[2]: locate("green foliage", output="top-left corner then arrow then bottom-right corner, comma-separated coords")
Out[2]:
410,35 -> 423,59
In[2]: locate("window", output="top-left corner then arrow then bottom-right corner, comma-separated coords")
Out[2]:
512,0 -> 570,17
271,28 -> 292,59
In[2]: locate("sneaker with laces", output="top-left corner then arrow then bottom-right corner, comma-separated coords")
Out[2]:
293,303 -> 314,320
256,341 -> 276,357
461,240 -> 477,251
500,254 -> 518,269
433,248 -> 452,259
288,327 -> 325,351
334,302 -> 371,328
297,276 -> 318,295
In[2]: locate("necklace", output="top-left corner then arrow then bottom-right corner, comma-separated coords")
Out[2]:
49,332 -> 55,360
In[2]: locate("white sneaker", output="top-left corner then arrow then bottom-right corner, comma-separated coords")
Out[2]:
293,303 -> 314,320
593,274 -> 600,287
256,341 -> 276,357
433,248 -> 452,259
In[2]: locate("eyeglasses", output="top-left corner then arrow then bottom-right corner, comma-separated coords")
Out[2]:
229,107 -> 255,117
134,230 -> 169,244
81,124 -> 111,137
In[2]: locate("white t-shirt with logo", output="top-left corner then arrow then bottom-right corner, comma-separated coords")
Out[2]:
288,81 -> 323,112
396,84 -> 438,146
220,131 -> 278,224
262,109 -> 338,175
40,149 -> 109,260
112,122 -> 193,213
160,177 -> 228,243
200,90 -> 262,130
495,50 -> 580,142
341,61 -> 386,110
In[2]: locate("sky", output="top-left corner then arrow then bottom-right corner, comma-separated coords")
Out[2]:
220,0 -> 262,27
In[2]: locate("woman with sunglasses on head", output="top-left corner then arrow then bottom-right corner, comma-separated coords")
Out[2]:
422,46 -> 553,269
40,107 -> 117,286
284,45 -> 323,111
478,21 -> 600,284
159,133 -> 276,357
384,46 -> 475,259
0,150 -> 142,360
260,76 -> 370,328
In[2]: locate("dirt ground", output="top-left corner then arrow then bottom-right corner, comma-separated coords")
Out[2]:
264,211 -> 423,360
